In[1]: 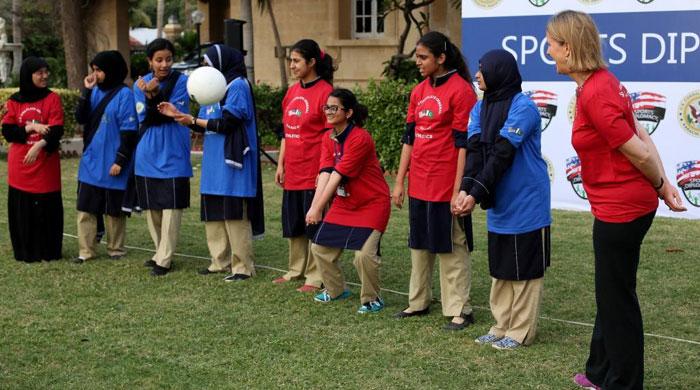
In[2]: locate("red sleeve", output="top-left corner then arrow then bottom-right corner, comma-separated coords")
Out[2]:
1,100 -> 18,124
334,131 -> 371,178
319,131 -> 334,171
406,86 -> 418,124
452,86 -> 476,131
584,89 -> 634,149
47,93 -> 64,126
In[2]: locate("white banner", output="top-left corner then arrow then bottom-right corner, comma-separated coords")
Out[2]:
462,0 -> 700,219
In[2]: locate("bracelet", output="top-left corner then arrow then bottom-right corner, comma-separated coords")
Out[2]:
653,177 -> 664,191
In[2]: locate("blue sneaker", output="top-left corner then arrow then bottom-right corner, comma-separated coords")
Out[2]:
475,334 -> 503,345
357,297 -> 384,314
314,289 -> 351,303
491,336 -> 521,350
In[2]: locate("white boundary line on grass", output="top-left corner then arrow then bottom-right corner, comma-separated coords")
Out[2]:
61,233 -> 700,346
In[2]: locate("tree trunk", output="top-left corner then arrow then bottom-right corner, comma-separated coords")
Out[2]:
156,0 -> 165,38
11,0 -> 21,44
58,0 -> 86,90
183,0 -> 191,30
266,2 -> 287,88
241,0 -> 255,82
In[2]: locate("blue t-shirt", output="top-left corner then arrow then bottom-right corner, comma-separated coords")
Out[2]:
78,87 -> 138,190
133,72 -> 193,179
198,77 -> 258,197
468,93 -> 551,234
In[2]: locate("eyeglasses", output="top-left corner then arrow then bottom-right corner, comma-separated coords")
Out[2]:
322,104 -> 346,114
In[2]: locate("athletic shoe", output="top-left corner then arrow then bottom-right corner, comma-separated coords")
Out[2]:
491,336 -> 521,350
296,284 -> 320,293
475,334 -> 503,345
357,297 -> 385,314
573,373 -> 601,390
314,289 -> 351,303
272,277 -> 288,284
198,268 -> 227,275
144,259 -> 156,267
223,273 -> 251,282
150,265 -> 170,276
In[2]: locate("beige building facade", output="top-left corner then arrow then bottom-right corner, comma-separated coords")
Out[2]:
197,0 -> 463,87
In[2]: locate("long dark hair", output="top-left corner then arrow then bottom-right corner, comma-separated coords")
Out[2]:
291,39 -> 335,83
417,31 -> 473,84
146,38 -> 175,59
329,88 -> 368,127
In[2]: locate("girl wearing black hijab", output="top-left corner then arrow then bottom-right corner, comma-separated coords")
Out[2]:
454,49 -> 551,350
73,50 -> 138,263
1,57 -> 64,262
159,44 -> 265,281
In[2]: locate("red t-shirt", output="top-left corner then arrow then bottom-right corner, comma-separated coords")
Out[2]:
282,79 -> 333,190
2,92 -> 63,193
406,73 -> 476,202
572,68 -> 658,223
319,126 -> 391,232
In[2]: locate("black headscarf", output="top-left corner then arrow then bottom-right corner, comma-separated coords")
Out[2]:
479,49 -> 522,144
90,50 -> 129,91
204,44 -> 247,84
10,56 -> 51,103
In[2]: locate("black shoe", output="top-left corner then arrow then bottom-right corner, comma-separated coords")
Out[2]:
95,231 -> 105,244
443,312 -> 475,331
394,307 -> 430,319
144,259 -> 156,267
223,273 -> 250,282
198,268 -> 225,275
72,257 -> 85,264
109,254 -> 124,260
150,264 -> 170,276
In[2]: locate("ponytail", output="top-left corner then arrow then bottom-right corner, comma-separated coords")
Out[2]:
417,31 -> 474,85
291,39 -> 336,83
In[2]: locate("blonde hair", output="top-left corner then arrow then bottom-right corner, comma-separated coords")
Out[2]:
546,10 -> 606,72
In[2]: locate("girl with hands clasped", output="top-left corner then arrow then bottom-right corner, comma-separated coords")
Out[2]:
73,50 -> 137,264
158,44 -> 265,282
393,32 -> 478,331
1,57 -> 64,262
133,38 -> 192,276
305,89 -> 390,314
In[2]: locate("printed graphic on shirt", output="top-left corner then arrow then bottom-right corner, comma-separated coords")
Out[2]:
284,96 -> 310,131
678,90 -> 700,138
567,95 -> 577,125
473,0 -> 501,8
543,154 -> 554,183
18,108 -> 45,145
528,0 -> 549,6
566,155 -> 588,200
630,91 -> 666,135
136,101 -> 145,114
676,160 -> 700,207
415,95 -> 444,136
524,90 -> 557,131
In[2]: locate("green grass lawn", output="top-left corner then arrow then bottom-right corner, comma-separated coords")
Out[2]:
1,157 -> 698,389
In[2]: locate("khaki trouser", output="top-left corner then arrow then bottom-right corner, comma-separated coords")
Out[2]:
281,236 -> 322,287
204,218 -> 255,276
311,230 -> 382,304
407,216 -> 472,317
77,211 -> 126,259
146,209 -> 183,269
489,277 -> 544,345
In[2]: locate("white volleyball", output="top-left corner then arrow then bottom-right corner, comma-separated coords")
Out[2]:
186,66 -> 227,106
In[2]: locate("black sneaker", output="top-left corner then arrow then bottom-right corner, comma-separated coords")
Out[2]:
443,312 -> 475,331
223,273 -> 250,282
144,259 -> 156,267
198,268 -> 223,275
150,264 -> 170,276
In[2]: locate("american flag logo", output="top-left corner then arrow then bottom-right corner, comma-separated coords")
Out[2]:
565,156 -> 587,200
676,160 -> 700,207
524,90 -> 558,131
630,91 -> 666,135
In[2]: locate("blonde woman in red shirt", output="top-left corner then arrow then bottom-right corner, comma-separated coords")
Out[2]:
546,10 -> 685,390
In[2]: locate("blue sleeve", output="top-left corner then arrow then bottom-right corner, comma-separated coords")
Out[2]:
171,74 -> 190,114
467,101 -> 482,138
133,84 -> 146,124
117,88 -> 138,132
498,95 -> 540,148
222,78 -> 252,121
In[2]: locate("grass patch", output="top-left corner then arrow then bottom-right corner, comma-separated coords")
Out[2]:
0,157 -> 698,389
